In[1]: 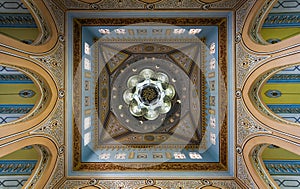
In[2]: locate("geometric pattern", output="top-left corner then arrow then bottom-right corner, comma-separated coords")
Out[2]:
0,160 -> 37,175
264,160 -> 300,175
0,0 -> 299,188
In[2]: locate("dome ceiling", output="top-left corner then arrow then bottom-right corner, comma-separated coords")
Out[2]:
0,0 -> 299,188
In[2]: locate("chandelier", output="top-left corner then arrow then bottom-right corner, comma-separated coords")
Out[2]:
123,68 -> 175,120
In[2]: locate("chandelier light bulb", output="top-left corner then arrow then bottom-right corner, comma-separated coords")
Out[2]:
127,75 -> 142,89
123,89 -> 133,104
123,68 -> 176,121
156,72 -> 169,83
145,109 -> 159,120
139,68 -> 154,79
129,100 -> 144,116
159,101 -> 172,114
165,84 -> 175,99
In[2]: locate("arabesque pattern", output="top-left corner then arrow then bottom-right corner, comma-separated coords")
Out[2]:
0,0 -> 299,188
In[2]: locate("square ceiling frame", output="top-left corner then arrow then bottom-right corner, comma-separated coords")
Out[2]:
66,11 -> 234,178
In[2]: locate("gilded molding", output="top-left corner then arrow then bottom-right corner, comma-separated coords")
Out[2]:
0,63 -> 50,126
2,0 -> 300,188
26,145 -> 52,189
46,155 -> 65,189
249,67 -> 294,125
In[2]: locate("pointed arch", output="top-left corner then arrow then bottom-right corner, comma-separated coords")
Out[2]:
0,52 -> 58,138
0,0 -> 58,54
243,135 -> 300,189
0,136 -> 58,188
0,65 -> 41,125
242,0 -> 300,53
259,64 -> 300,125
243,52 -> 300,137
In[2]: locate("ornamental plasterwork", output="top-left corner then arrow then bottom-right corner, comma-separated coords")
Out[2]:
44,0 -> 65,34
0,64 -> 50,125
24,0 -> 51,45
27,145 -> 52,189
58,0 -> 242,10
61,179 -> 242,188
31,99 -> 65,145
46,154 -> 65,189
235,43 -> 270,89
235,0 -> 256,33
249,0 -> 276,45
251,145 -> 278,189
71,16 -> 228,172
32,42 -> 65,89
236,99 -> 271,145
0,0 -> 300,188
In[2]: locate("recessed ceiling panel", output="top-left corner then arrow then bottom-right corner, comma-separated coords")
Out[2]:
69,13 -> 231,176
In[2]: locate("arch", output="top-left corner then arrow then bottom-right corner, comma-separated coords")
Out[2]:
259,64 -> 300,125
0,0 -> 58,54
0,145 -> 38,188
0,64 -> 42,125
0,136 -> 58,188
242,0 -> 300,53
243,135 -> 300,189
262,145 -> 300,188
0,53 -> 58,138
243,52 -> 300,137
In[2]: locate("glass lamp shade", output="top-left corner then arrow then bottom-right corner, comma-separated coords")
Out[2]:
144,109 -> 159,120
129,100 -> 144,117
127,75 -> 142,89
159,101 -> 171,114
123,89 -> 133,104
165,84 -> 175,99
139,69 -> 154,79
156,72 -> 169,83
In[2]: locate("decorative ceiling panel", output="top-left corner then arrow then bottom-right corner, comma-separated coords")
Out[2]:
58,0 -> 244,10
1,0 -> 300,188
70,15 -> 230,173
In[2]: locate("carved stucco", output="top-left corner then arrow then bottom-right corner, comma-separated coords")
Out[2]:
58,0 -> 243,10
61,179 -> 242,189
0,0 -> 299,188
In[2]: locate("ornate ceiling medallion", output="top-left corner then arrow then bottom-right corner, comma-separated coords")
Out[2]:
123,68 -> 175,120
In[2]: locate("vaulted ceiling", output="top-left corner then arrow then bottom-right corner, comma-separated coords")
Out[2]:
0,0 -> 299,188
